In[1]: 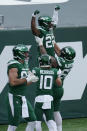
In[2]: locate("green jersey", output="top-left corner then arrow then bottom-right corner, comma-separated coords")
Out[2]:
32,67 -> 59,97
38,27 -> 55,57
53,56 -> 74,102
7,59 -> 29,95
56,56 -> 74,80
53,57 -> 74,108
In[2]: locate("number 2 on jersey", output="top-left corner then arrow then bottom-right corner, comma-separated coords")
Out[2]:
46,35 -> 54,48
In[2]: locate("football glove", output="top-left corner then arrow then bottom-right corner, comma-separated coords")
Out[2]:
32,10 -> 40,17
26,71 -> 39,83
55,5 -> 60,10
34,10 -> 40,15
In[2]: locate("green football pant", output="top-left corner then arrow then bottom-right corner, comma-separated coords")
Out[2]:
35,101 -> 54,121
7,93 -> 36,126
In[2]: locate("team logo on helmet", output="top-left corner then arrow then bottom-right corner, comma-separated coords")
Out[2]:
13,44 -> 29,61
60,46 -> 76,61
38,16 -> 53,31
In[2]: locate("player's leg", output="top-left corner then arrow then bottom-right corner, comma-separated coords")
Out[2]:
43,114 -> 58,131
7,93 -> 21,131
53,99 -> 62,131
36,121 -> 42,131
23,97 -> 36,131
47,120 -> 57,131
44,102 -> 57,131
53,86 -> 64,131
26,121 -> 36,131
7,125 -> 17,131
54,111 -> 62,131
34,102 -> 43,131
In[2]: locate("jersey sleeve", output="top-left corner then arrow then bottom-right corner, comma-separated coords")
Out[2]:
57,69 -> 61,76
53,68 -> 60,80
56,57 -> 66,70
52,9 -> 59,26
7,60 -> 20,75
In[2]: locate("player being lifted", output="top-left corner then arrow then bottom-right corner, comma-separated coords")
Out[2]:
7,44 -> 39,131
31,5 -> 61,68
32,54 -> 62,131
53,46 -> 76,131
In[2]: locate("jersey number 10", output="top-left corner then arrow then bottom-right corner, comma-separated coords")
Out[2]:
40,75 -> 53,89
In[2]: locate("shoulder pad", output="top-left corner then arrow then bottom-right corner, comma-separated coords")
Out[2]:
7,59 -> 21,67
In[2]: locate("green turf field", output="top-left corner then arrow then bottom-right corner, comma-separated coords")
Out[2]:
0,118 -> 87,131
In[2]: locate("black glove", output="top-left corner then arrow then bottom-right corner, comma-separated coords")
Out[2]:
34,10 -> 40,15
55,5 -> 60,10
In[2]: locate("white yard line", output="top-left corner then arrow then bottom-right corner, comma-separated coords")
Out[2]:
0,0 -> 69,5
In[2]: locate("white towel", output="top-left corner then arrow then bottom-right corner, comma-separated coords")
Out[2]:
42,101 -> 51,109
22,96 -> 29,118
35,95 -> 53,103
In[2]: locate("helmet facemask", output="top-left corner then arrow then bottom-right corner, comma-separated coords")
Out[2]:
38,16 -> 53,31
13,44 -> 29,62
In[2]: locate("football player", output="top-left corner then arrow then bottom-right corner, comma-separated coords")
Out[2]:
7,44 -> 39,131
42,46 -> 76,131
32,34 -> 76,131
32,54 -> 62,131
31,5 -> 61,68
53,46 -> 76,131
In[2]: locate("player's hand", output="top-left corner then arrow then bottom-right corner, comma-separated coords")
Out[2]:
35,36 -> 43,46
26,71 -> 39,83
32,10 -> 40,17
34,10 -> 40,15
55,5 -> 60,10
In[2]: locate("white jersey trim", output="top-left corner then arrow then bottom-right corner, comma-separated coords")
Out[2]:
8,93 -> 14,116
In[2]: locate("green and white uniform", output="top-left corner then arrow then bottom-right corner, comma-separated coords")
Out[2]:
53,57 -> 74,111
7,60 -> 36,126
32,67 -> 59,121
38,27 -> 55,57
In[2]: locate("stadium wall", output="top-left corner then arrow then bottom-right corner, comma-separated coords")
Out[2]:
0,27 -> 87,124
